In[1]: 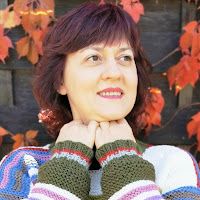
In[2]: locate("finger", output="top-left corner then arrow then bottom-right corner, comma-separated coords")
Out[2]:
116,118 -> 124,124
96,127 -> 101,134
73,119 -> 82,124
88,120 -> 99,135
94,127 -> 102,149
95,127 -> 101,138
100,121 -> 109,130
109,120 -> 118,126
117,118 -> 128,125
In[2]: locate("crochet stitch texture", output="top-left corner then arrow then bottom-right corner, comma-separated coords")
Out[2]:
0,139 -> 200,200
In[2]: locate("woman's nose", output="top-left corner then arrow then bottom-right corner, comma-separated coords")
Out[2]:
101,59 -> 122,80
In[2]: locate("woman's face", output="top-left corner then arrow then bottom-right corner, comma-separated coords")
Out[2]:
58,40 -> 138,124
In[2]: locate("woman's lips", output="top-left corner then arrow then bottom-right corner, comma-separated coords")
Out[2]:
97,87 -> 124,99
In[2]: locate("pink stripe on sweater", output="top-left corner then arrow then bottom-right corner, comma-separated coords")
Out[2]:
0,151 -> 50,189
31,187 -> 71,200
118,184 -> 160,200
99,147 -> 141,163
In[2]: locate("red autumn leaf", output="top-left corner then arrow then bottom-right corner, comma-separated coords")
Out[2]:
0,25 -> 13,63
121,0 -> 144,23
187,112 -> 200,151
31,29 -> 47,55
14,0 -> 55,33
191,32 -> 200,57
0,4 -> 21,29
16,35 -> 40,64
183,21 -> 197,33
179,21 -> 200,56
16,36 -> 30,58
137,87 -> 165,133
167,55 -> 200,95
196,126 -> 200,151
0,127 -> 8,146
25,130 -> 38,146
12,133 -> 24,149
25,130 -> 38,140
27,39 -> 39,64
179,32 -> 192,53
0,127 -> 8,136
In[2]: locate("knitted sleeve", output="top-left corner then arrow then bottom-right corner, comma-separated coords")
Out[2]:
27,140 -> 93,200
95,140 -> 164,199
96,140 -> 200,200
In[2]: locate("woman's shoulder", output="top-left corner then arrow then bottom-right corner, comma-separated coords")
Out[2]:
136,140 -> 197,166
0,144 -> 52,198
142,144 -> 197,166
141,143 -> 200,193
0,144 -> 52,169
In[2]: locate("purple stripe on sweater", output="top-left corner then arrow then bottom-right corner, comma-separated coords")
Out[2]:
118,184 -> 159,200
32,187 -> 71,200
145,195 -> 163,200
0,151 -> 50,189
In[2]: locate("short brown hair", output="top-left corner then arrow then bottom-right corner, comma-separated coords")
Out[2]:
32,2 -> 151,139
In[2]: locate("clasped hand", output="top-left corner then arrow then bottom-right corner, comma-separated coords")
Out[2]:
56,119 -> 136,149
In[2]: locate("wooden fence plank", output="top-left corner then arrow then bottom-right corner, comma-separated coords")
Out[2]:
0,70 -> 13,106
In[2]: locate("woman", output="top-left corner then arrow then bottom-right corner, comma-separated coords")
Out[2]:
0,2 -> 199,200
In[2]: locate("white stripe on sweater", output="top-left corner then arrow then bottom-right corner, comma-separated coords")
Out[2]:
52,152 -> 89,168
28,182 -> 81,200
108,180 -> 162,200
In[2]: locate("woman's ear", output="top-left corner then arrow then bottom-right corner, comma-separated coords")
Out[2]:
57,82 -> 68,95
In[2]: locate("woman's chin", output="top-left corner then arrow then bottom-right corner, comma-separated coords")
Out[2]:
92,112 -> 128,122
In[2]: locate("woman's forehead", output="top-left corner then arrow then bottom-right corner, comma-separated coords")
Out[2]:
78,40 -> 132,52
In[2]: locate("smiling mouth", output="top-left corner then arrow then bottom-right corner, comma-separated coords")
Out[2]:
97,91 -> 124,99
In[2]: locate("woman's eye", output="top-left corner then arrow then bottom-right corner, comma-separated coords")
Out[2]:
120,55 -> 133,62
87,55 -> 100,62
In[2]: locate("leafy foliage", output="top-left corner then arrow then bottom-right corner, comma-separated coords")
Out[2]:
0,25 -> 13,63
187,112 -> 200,151
100,0 -> 144,23
0,4 -> 21,29
137,87 -> 165,134
0,0 -> 54,64
120,0 -> 144,23
0,126 -> 38,149
167,21 -> 200,95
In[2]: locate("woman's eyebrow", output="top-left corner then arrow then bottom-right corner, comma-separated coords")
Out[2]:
118,47 -> 133,53
79,47 -> 133,53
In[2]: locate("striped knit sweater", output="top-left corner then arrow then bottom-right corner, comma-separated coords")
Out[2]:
0,139 -> 200,200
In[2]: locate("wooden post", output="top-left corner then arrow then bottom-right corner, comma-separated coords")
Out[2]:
178,1 -> 196,107
0,70 -> 13,106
